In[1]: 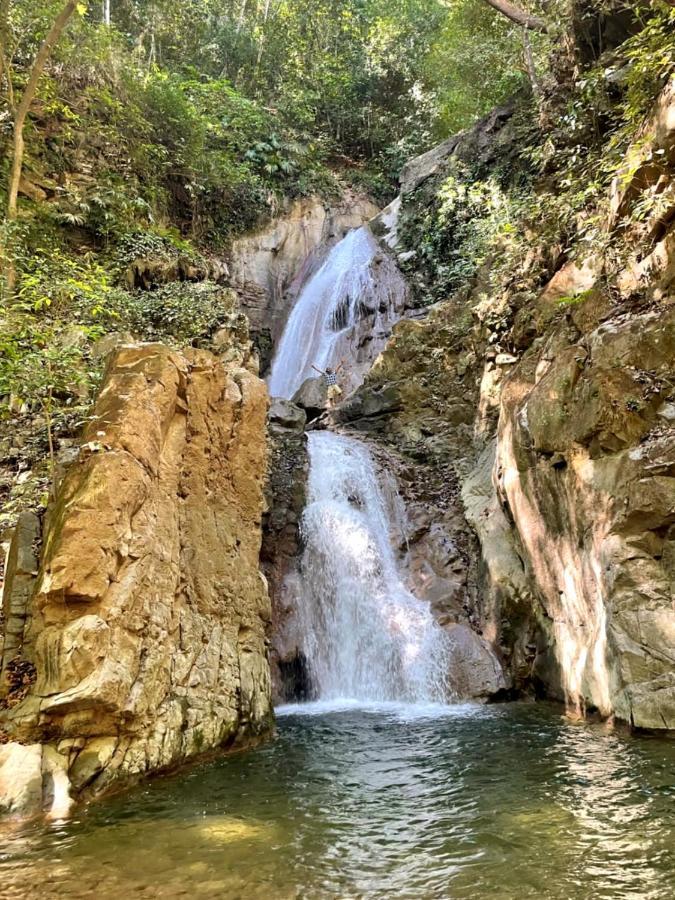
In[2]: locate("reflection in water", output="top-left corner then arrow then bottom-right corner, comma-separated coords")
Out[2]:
551,726 -> 673,898
0,703 -> 673,899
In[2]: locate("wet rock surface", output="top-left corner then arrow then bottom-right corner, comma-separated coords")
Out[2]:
262,400 -> 309,702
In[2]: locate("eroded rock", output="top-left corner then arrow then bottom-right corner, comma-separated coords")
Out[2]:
0,342 -> 273,816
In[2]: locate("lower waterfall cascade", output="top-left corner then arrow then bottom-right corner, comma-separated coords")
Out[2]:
297,430 -> 454,704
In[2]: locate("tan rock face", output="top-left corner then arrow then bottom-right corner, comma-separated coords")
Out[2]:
0,343 -> 272,816
351,288 -> 675,727
498,308 -> 675,727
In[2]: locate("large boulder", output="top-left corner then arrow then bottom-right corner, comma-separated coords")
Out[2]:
446,625 -> 507,701
0,342 -> 273,816
269,398 -> 306,433
292,376 -> 329,415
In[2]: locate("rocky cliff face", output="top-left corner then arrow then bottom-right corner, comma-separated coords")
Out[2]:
336,76 -> 675,729
261,399 -> 310,702
0,338 -> 272,816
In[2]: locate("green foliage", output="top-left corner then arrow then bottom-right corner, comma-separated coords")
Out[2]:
15,246 -> 127,326
399,160 -> 525,303
424,0 -> 535,135
0,243 -> 233,437
116,282 -> 236,345
0,317 -> 90,409
621,2 -> 675,127
112,228 -> 195,269
557,289 -> 592,307
3,0 -> 554,251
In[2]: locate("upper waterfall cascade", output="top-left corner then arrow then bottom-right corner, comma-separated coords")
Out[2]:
267,226 -> 407,400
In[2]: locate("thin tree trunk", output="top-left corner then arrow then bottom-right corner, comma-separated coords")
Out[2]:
523,28 -> 541,98
7,1 -> 78,222
0,0 -> 12,105
103,0 -> 111,26
481,0 -> 548,33
235,0 -> 249,34
254,0 -> 272,72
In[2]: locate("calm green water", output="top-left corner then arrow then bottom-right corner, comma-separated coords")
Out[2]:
1,701 -> 674,899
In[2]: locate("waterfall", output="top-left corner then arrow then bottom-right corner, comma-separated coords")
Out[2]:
268,222 -> 452,704
296,431 -> 454,703
267,226 -> 407,400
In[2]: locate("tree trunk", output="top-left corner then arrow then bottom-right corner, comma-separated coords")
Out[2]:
254,0 -> 272,72
103,0 -> 111,26
236,0 -> 248,34
523,28 -> 541,98
481,0 -> 548,33
7,1 -> 79,222
3,1 -> 78,298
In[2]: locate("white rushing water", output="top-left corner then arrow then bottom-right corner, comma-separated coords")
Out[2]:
297,431 -> 454,703
267,226 -> 406,399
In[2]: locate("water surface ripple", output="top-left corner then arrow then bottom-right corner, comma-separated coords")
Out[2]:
1,702 -> 673,899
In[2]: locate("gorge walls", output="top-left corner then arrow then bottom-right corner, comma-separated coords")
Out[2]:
336,76 -> 675,730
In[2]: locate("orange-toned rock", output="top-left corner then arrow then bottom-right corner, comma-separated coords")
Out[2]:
0,343 -> 272,816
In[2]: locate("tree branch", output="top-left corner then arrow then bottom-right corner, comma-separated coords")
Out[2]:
7,1 -> 79,220
0,0 -> 12,103
481,0 -> 548,33
3,1 -> 79,299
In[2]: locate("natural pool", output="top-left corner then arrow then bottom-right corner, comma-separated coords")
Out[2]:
1,701 -> 673,899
